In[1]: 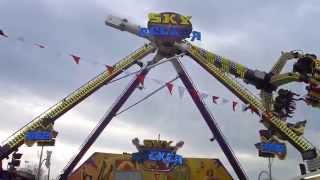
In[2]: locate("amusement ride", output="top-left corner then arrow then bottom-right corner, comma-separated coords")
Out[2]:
1,12 -> 320,179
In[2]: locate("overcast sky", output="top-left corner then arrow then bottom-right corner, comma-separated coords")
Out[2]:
1,0 -> 320,179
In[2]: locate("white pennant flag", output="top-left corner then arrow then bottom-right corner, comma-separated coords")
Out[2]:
200,92 -> 209,101
91,60 -> 100,65
122,69 -> 131,76
152,78 -> 162,84
178,86 -> 186,99
222,98 -> 229,104
17,37 -> 25,42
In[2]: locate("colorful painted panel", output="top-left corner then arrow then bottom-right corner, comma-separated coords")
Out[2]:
69,152 -> 232,180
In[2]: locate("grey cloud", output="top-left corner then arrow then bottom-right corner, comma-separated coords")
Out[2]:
1,0 -> 320,179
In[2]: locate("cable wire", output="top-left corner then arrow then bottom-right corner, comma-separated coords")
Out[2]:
116,76 -> 179,116
1,54 -> 184,145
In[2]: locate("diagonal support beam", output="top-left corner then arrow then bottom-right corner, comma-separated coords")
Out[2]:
0,44 -> 155,161
171,59 -> 248,180
58,68 -> 150,180
58,52 -> 163,179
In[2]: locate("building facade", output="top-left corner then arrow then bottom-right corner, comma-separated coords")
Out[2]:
69,139 -> 233,180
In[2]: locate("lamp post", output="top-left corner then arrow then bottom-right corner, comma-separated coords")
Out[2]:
36,146 -> 52,180
258,157 -> 273,180
36,146 -> 44,180
45,151 -> 52,180
258,170 -> 270,180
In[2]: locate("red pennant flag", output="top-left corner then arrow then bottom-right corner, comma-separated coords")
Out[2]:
34,43 -> 45,48
105,65 -> 114,74
70,54 -> 80,64
262,112 -> 273,119
232,101 -> 238,112
190,89 -> 198,98
166,82 -> 174,95
249,105 -> 255,114
212,96 -> 219,104
0,30 -> 8,38
137,74 -> 145,86
249,105 -> 260,116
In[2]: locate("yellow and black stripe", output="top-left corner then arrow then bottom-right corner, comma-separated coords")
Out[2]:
185,43 -> 315,156
188,43 -> 249,79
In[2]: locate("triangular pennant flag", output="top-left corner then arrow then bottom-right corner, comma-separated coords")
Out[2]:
91,61 -> 100,65
200,92 -> 209,100
178,86 -> 185,99
137,74 -> 145,86
0,29 -> 8,38
17,37 -> 25,42
222,98 -> 229,104
242,104 -> 249,112
122,69 -> 131,76
166,82 -> 174,95
232,101 -> 238,112
263,112 -> 273,119
70,54 -> 80,64
34,43 -> 45,48
190,89 -> 198,98
212,96 -> 219,104
249,105 -> 260,116
105,65 -> 114,74
152,78 -> 162,85
248,105 -> 254,114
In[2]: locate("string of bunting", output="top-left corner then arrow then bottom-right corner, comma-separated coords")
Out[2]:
0,28 -> 260,114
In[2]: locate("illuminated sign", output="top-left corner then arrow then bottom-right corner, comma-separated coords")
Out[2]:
148,13 -> 191,25
149,151 -> 183,165
132,150 -> 183,166
139,26 -> 201,41
145,12 -> 200,41
25,131 -> 52,141
143,139 -> 173,149
255,142 -> 286,155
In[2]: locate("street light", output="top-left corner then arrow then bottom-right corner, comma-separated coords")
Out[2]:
45,151 -> 52,180
36,148 -> 53,180
258,170 -> 270,180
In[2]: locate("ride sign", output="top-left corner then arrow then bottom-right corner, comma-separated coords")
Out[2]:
139,27 -> 201,41
139,12 -> 201,42
255,142 -> 287,159
132,150 -> 183,166
25,131 -> 52,141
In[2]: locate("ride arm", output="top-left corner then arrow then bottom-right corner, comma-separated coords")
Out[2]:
0,44 -> 155,160
105,15 -> 150,41
270,51 -> 320,87
270,51 -> 299,75
261,52 -> 300,111
178,42 -> 317,160
269,54 -> 320,108
180,42 -> 276,92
